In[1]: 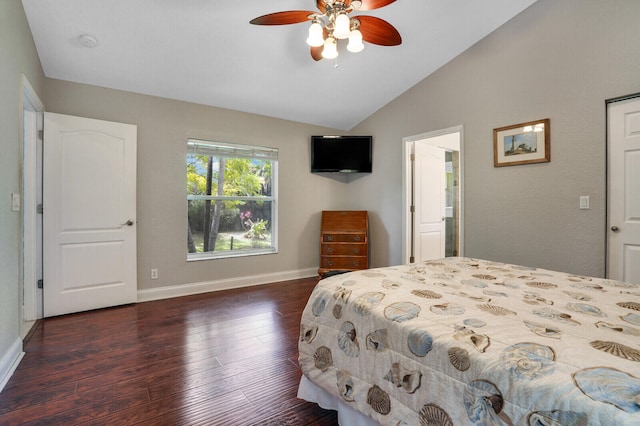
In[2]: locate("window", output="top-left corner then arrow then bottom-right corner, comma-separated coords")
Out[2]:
187,139 -> 278,260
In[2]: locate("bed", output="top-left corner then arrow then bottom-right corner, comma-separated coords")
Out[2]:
297,257 -> 640,425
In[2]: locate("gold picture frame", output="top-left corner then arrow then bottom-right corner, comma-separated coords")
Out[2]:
493,118 -> 550,167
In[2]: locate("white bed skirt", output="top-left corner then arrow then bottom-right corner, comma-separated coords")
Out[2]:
297,375 -> 380,426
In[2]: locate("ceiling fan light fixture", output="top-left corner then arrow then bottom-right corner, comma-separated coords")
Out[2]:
322,36 -> 338,59
306,21 -> 324,47
249,0 -> 402,61
333,12 -> 351,39
347,29 -> 364,53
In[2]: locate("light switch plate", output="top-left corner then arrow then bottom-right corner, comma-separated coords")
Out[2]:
579,195 -> 590,210
11,193 -> 20,212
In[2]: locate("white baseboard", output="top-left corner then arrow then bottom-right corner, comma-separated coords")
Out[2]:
137,267 -> 318,303
0,338 -> 24,393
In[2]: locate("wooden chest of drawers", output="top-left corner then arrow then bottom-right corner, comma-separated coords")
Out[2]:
318,210 -> 368,277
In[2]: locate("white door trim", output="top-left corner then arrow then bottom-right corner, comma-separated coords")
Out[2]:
20,75 -> 44,335
402,125 -> 464,263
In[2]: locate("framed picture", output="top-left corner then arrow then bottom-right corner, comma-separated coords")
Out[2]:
493,118 -> 550,167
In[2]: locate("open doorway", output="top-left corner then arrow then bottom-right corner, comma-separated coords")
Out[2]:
402,126 -> 463,263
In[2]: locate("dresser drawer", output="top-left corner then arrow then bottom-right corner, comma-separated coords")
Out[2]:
322,233 -> 366,243
321,244 -> 367,256
320,256 -> 367,270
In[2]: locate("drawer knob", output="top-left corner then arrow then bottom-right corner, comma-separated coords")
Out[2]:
327,247 -> 334,253
328,261 -> 334,266
354,236 -> 360,242
353,248 -> 359,254
326,236 -> 334,241
353,261 -> 360,266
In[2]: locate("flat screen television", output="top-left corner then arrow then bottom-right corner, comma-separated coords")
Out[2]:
310,135 -> 372,173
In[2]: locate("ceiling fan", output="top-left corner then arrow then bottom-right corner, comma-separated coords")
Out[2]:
249,0 -> 402,61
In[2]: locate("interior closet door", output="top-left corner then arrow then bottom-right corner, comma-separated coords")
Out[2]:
43,112 -> 137,317
607,97 -> 640,284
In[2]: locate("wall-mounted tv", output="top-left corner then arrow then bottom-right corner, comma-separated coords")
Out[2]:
310,135 -> 372,173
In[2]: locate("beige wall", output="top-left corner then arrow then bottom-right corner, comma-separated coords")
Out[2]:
350,0 -> 640,276
0,0 -> 45,380
44,80 -> 347,291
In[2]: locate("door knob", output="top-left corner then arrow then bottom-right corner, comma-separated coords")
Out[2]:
121,220 -> 135,227
611,226 -> 620,232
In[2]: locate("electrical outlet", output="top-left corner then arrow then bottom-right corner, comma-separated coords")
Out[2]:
151,268 -> 158,279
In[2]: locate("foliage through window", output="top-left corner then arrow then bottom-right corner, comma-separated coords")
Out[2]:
187,139 -> 277,260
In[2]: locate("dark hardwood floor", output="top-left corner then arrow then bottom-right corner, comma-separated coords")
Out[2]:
0,277 -> 339,425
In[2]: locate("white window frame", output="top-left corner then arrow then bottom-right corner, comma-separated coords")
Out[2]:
187,139 -> 278,261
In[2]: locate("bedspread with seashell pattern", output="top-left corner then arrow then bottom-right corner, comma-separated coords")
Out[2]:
298,257 -> 640,425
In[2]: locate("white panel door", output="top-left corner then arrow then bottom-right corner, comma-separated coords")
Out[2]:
414,142 -> 446,262
43,112 -> 137,317
608,97 -> 640,284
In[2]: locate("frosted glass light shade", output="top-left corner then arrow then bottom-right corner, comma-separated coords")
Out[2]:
306,22 -> 324,47
333,13 -> 351,39
322,37 -> 338,59
347,29 -> 364,53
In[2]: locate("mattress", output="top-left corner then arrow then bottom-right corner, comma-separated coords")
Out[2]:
297,257 -> 640,425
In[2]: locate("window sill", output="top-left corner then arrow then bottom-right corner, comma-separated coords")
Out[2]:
187,247 -> 277,262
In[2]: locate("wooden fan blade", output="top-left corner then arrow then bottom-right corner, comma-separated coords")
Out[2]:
250,11 -> 316,25
355,15 -> 402,46
357,0 -> 396,11
311,45 -> 323,61
316,0 -> 326,14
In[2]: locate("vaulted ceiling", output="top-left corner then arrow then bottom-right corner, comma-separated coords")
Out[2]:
22,0 -> 538,130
